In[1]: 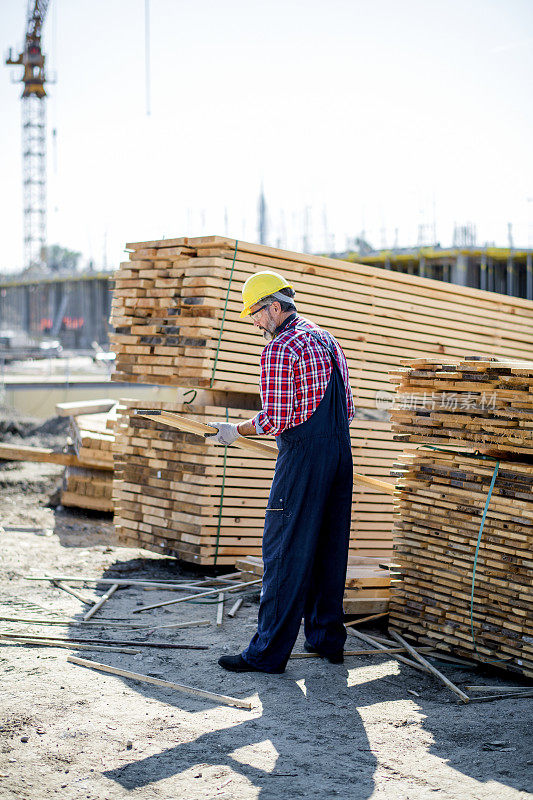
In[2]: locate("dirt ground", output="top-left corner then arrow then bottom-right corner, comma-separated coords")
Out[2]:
0,422 -> 532,800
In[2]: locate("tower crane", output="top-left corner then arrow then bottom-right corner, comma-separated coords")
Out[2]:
5,0 -> 50,271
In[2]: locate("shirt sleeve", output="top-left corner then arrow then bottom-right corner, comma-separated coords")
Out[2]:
254,340 -> 296,436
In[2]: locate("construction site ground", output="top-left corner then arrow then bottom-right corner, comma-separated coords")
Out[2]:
0,416 -> 532,800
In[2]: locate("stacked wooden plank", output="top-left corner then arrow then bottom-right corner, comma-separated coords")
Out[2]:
60,408 -> 117,513
70,412 -> 116,470
61,466 -> 114,513
110,236 -> 533,406
389,448 -> 533,677
108,236 -> 533,565
390,357 -> 533,459
389,359 -> 533,677
112,400 -> 404,564
236,555 -> 391,615
112,400 -> 275,565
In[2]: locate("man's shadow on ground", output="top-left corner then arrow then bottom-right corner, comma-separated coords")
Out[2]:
104,665 -> 379,799
103,656 -> 533,799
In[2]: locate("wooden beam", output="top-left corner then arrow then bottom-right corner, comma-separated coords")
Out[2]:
390,631 -> 470,703
136,410 -> 396,495
67,655 -> 253,709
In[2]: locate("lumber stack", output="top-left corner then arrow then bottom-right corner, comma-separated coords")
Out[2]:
60,407 -> 117,513
389,448 -> 533,677
390,357 -> 533,459
112,401 -> 404,564
61,466 -> 114,513
70,411 -> 116,470
236,555 -> 391,614
110,236 -> 533,405
108,236 -> 533,563
388,359 -> 533,678
112,400 -> 275,565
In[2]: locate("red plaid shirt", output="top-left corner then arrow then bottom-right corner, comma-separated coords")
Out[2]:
253,315 -> 354,436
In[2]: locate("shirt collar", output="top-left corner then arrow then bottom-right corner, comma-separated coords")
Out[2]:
274,312 -> 298,338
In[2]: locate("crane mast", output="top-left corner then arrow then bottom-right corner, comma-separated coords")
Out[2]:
6,0 -> 50,270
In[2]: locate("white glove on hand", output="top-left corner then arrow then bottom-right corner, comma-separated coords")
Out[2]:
206,421 -> 240,446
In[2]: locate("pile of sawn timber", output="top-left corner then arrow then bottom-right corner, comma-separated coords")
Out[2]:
390,357 -> 533,458
389,358 -> 533,678
109,236 -> 533,565
113,400 -> 274,565
113,399 -> 402,564
60,409 -> 116,513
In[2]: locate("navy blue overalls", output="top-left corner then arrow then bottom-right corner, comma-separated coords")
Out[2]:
242,322 -> 353,673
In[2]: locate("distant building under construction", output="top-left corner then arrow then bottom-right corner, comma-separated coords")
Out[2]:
350,246 -> 533,300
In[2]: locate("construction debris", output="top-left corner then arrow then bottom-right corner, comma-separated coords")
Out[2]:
67,655 -> 253,710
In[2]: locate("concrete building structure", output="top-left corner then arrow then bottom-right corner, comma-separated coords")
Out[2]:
349,246 -> 533,301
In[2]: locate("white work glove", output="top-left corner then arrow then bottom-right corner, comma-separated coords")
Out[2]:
205,421 -> 240,446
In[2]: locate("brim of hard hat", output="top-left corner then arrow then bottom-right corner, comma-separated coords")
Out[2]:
239,285 -> 294,319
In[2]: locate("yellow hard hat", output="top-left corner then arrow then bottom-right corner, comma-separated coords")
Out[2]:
240,271 -> 294,318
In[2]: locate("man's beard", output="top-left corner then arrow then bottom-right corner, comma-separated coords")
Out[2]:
260,308 -> 277,341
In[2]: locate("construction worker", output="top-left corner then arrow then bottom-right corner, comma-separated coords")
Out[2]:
207,270 -> 354,673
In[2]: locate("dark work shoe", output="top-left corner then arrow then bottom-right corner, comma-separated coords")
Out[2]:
218,654 -> 261,673
304,640 -> 344,664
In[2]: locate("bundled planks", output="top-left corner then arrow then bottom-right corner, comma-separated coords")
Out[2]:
390,357 -> 533,459
236,555 -> 391,614
70,411 -> 116,470
112,401 -> 404,564
109,236 -> 533,562
61,466 -> 114,513
60,407 -> 117,513
389,448 -> 533,678
113,400 -> 275,565
110,236 -> 533,408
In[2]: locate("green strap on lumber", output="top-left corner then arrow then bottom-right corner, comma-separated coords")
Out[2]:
210,240 -> 239,388
425,446 -> 509,664
183,389 -> 197,406
213,407 -> 229,565
425,445 -> 496,462
469,460 -> 508,664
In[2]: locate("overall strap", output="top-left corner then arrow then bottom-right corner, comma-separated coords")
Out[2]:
306,330 -> 338,366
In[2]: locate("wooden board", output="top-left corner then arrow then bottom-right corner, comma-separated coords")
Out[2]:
389,447 -> 533,679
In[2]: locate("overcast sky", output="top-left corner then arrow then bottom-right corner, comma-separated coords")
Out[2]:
1,0 -> 532,273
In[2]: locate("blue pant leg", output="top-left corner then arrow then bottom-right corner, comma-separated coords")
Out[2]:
242,439 -> 334,673
304,439 -> 353,655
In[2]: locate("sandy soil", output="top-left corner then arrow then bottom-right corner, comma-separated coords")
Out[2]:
0,435 -> 532,800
